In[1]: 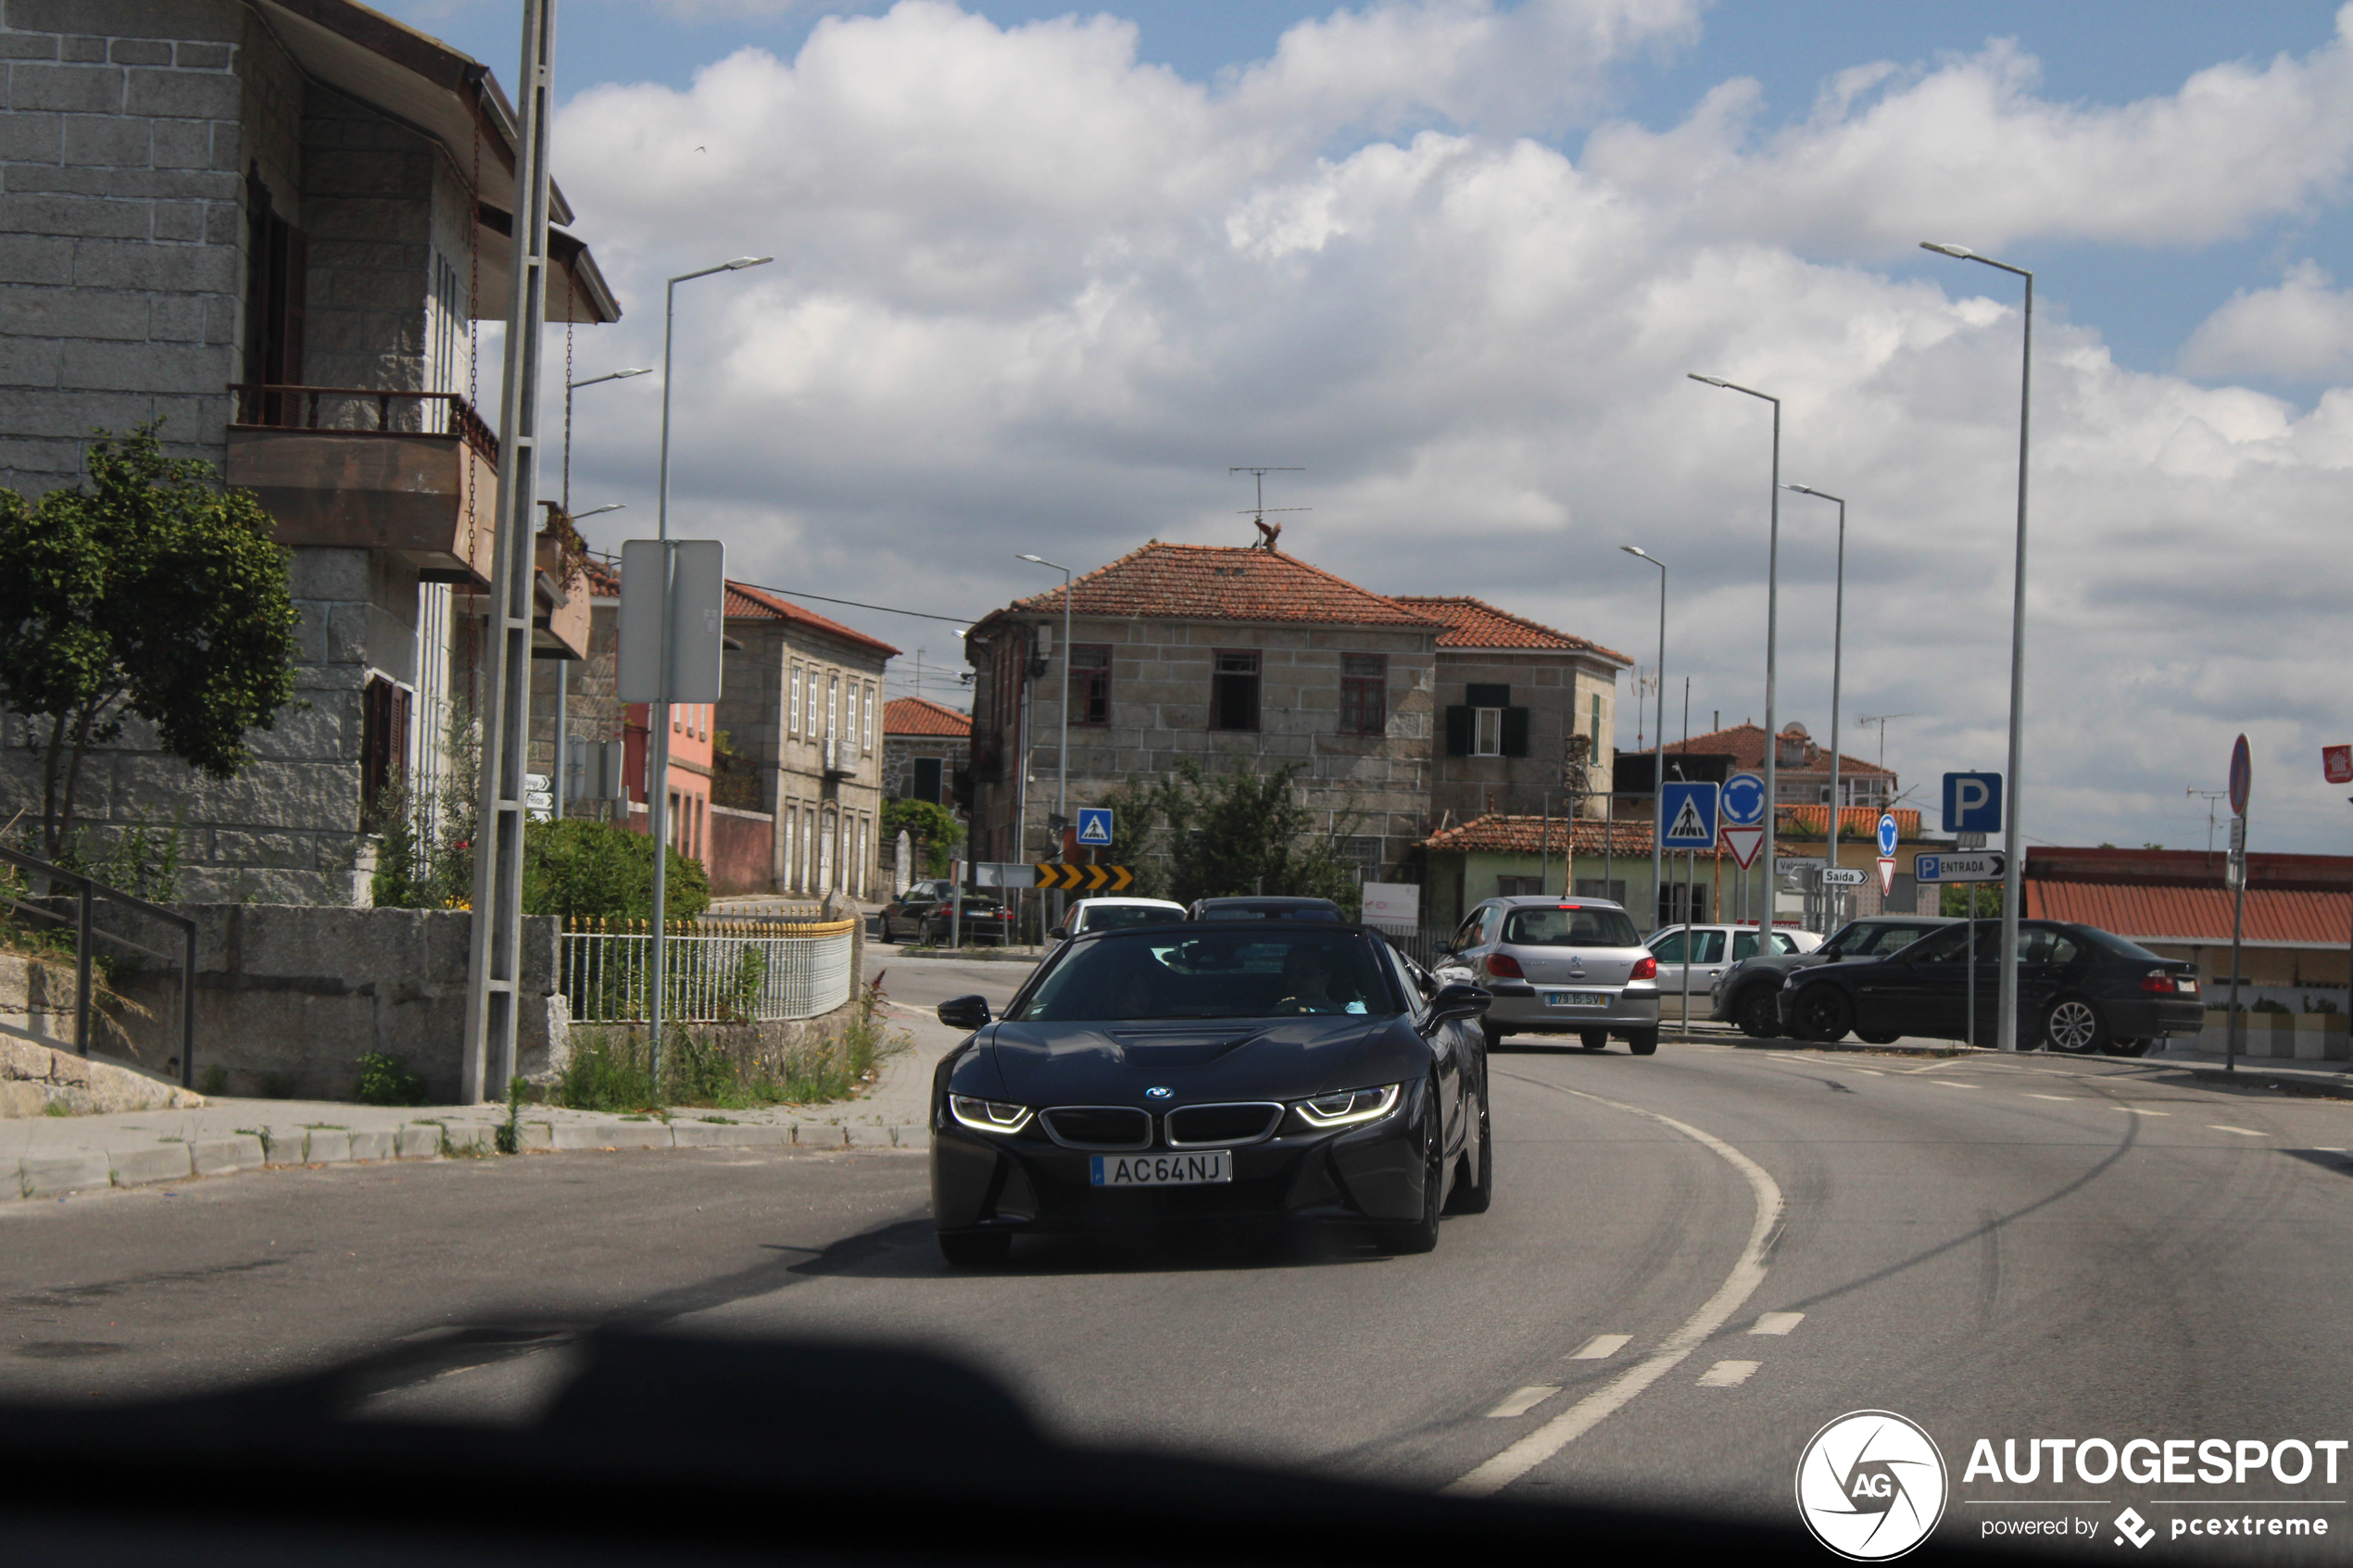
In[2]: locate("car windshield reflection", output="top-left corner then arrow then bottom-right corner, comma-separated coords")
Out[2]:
1013,931 -> 1398,1021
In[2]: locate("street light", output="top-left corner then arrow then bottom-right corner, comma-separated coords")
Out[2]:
1783,483 -> 1847,920
1689,371 -> 1782,943
560,367 -> 650,510
1922,239 -> 2032,1053
1620,546 -> 1667,933
570,502 -> 624,520
648,255 -> 772,1083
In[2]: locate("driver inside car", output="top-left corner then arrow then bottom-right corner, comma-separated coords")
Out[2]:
1272,947 -> 1366,1016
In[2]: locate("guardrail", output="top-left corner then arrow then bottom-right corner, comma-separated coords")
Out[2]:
0,845 -> 197,1088
560,917 -> 856,1024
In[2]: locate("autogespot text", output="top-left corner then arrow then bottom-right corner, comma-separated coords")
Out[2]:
1966,1436 -> 2343,1546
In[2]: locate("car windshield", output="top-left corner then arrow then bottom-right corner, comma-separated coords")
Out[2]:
1502,905 -> 1640,947
1012,930 -> 1396,1021
1080,904 -> 1185,931
1828,922 -> 1934,958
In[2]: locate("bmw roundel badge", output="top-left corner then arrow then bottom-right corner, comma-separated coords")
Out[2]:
1145,1086 -> 1174,1099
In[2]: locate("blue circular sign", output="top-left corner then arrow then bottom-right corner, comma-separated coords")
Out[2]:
1721,771 -> 1767,826
1877,812 -> 1899,857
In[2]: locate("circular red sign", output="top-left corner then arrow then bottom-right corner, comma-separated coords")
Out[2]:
2229,734 -> 2251,817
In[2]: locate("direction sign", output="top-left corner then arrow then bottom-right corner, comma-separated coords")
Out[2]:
524,790 -> 554,811
1876,812 -> 1899,859
1914,852 -> 2007,884
525,773 -> 551,793
1942,772 -> 2002,834
1076,807 -> 1114,847
1660,781 -> 1720,850
2229,734 -> 2251,817
1822,867 -> 1868,886
1034,862 -> 1135,893
1722,825 -> 1765,870
1721,771 -> 1767,827
2325,745 -> 2353,785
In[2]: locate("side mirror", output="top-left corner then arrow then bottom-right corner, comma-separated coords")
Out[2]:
1427,982 -> 1491,1026
1434,940 -> 1457,957
937,995 -> 992,1030
1049,923 -> 1070,941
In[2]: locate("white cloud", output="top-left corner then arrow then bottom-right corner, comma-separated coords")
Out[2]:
2179,260 -> 2353,383
545,0 -> 2353,851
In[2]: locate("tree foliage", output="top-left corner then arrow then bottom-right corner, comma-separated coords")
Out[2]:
522,818 -> 711,924
880,797 -> 964,877
0,427 -> 298,858
1111,761 -> 1362,912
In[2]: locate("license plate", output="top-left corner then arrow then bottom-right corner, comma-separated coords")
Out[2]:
1090,1149 -> 1232,1186
1544,991 -> 1607,1008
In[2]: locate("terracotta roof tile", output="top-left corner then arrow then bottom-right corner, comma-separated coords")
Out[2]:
1003,543 -> 1444,628
723,581 -> 900,657
1390,596 -> 1632,664
1645,721 -> 1894,778
2025,846 -> 2353,947
1780,806 -> 1921,841
1421,812 -> 1668,858
885,696 -> 971,737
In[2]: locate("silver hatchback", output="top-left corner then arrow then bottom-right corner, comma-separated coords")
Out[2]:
1434,896 -> 1661,1054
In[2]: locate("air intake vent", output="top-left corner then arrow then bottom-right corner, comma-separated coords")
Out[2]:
1164,1103 -> 1282,1148
1039,1107 -> 1151,1150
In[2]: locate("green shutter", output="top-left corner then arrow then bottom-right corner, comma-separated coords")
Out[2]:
1502,707 -> 1530,758
1444,705 -> 1472,756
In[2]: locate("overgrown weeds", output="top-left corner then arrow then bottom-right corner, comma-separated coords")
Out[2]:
552,973 -> 904,1112
352,1051 -> 428,1106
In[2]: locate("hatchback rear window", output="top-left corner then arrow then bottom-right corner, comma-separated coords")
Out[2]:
1504,906 -> 1639,947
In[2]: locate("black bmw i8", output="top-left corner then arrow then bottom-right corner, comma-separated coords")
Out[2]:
929,922 -> 1495,1265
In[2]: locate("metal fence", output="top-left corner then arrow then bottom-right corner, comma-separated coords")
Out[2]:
560,917 -> 856,1024
0,844 -> 197,1087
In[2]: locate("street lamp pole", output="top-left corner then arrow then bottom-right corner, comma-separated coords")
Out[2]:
1923,241 -> 2032,1053
1690,373 -> 1782,943
1620,546 -> 1667,932
1784,484 -> 1846,923
648,255 -> 770,1085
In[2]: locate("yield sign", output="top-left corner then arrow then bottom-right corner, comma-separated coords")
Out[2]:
1878,857 -> 1897,896
1722,825 -> 1766,870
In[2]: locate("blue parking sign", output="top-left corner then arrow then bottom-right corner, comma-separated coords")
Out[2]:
1942,772 -> 2003,834
1076,807 -> 1114,846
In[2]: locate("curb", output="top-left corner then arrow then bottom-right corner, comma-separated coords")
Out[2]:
6,1118 -> 929,1203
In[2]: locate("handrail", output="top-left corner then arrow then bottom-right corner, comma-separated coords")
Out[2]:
0,844 -> 198,1090
227,383 -> 499,468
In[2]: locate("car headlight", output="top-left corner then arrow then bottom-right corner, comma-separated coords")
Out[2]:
949,1096 -> 1033,1134
1291,1083 -> 1403,1129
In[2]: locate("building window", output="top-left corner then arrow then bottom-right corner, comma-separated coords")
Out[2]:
912,757 -> 944,804
1497,875 -> 1544,897
827,674 -> 839,741
1574,878 -> 1628,903
1474,707 -> 1503,756
1445,683 -> 1529,759
359,676 -> 410,825
1340,653 -> 1385,735
1348,835 -> 1385,881
1070,645 -> 1112,726
1212,649 -> 1260,732
864,682 -> 878,751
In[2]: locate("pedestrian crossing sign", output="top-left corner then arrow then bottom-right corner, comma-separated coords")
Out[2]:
1659,781 -> 1720,850
1076,807 -> 1114,846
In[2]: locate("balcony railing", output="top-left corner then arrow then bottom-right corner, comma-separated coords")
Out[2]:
229,383 -> 498,469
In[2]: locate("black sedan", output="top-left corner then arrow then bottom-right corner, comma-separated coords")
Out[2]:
929,922 -> 1493,1264
1777,919 -> 2203,1054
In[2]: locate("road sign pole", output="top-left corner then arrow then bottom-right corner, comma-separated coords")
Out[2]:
1967,912 -> 1975,1051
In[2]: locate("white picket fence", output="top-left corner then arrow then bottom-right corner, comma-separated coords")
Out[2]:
560,917 -> 857,1023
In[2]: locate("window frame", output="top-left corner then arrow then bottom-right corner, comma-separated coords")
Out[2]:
1473,707 -> 1503,756
1211,647 -> 1262,733
1339,652 -> 1386,736
1070,643 -> 1113,727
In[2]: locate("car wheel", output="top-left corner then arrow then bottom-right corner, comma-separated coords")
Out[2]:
1736,985 -> 1782,1038
1791,987 -> 1853,1043
1579,1029 -> 1609,1051
2042,997 -> 2108,1055
937,1229 -> 1011,1266
2103,1036 -> 2155,1058
1857,1031 -> 1901,1046
1378,1078 -> 1444,1255
1626,1028 -> 1659,1056
1445,1087 -> 1492,1215
1481,1022 -> 1512,1052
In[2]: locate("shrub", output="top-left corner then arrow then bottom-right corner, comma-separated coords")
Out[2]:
522,818 -> 710,924
353,1051 -> 428,1106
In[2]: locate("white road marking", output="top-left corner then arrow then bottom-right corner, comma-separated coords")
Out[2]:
1485,1386 -> 1560,1419
1925,1079 -> 1979,1089
1750,1311 -> 1805,1336
1570,1334 -> 1631,1361
1447,1088 -> 1783,1499
2025,1094 -> 2075,1101
2120,1108 -> 2170,1116
1697,1360 -> 1761,1387
2314,1147 -> 2347,1153
1847,1067 -> 1885,1076
1901,1060 -> 1966,1074
2208,1125 -> 2264,1136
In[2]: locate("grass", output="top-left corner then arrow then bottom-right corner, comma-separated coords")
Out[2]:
352,1051 -> 428,1107
552,975 -> 905,1114
41,1100 -> 71,1117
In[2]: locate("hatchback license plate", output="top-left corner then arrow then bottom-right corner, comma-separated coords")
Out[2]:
1544,991 -> 1607,1008
1091,1150 -> 1232,1186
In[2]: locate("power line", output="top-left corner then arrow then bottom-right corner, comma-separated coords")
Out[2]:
735,579 -> 976,627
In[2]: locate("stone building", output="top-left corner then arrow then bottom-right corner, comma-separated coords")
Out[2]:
0,1 -> 617,900
715,582 -> 898,898
883,696 -> 970,808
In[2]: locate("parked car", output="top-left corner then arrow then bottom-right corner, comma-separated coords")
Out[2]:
1433,895 -> 1660,1054
1046,897 -> 1188,951
1186,897 -> 1345,922
1710,913 -> 1960,1038
1775,919 -> 2202,1053
877,882 -> 956,944
1646,924 -> 1820,1019
929,921 -> 1493,1264
879,884 -> 1016,947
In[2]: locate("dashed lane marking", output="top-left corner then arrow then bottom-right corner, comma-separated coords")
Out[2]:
1570,1334 -> 1631,1361
2120,1108 -> 2170,1116
1925,1079 -> 1979,1089
2025,1094 -> 2075,1101
1485,1386 -> 1560,1419
1697,1361 -> 1761,1387
1900,1060 -> 1968,1074
1750,1311 -> 1805,1336
2208,1125 -> 2264,1136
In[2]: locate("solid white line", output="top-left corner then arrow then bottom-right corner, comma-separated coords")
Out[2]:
1846,1067 -> 1885,1076
1697,1360 -> 1761,1387
2208,1125 -> 2264,1136
1446,1093 -> 1783,1499
2025,1094 -> 2075,1101
1924,1079 -> 1979,1089
1569,1334 -> 1631,1361
1750,1311 -> 1804,1336
1485,1386 -> 1560,1419
2120,1107 -> 2170,1116
1901,1060 -> 1966,1074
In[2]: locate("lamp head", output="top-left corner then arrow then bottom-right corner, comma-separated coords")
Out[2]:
1619,545 -> 1649,560
724,256 -> 774,270
1016,554 -> 1046,564
1919,242 -> 1974,259
613,367 -> 651,379
572,502 -> 626,519
1687,372 -> 1730,388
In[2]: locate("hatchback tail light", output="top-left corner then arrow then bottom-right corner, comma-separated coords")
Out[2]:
2145,969 -> 2196,996
1485,952 -> 1525,980
1630,955 -> 1658,982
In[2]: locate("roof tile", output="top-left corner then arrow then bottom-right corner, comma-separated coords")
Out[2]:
1003,543 -> 1444,628
884,696 -> 971,737
1390,596 -> 1631,664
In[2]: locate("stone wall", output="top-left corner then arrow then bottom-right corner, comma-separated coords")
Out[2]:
1428,648 -> 1619,823
719,620 -> 887,897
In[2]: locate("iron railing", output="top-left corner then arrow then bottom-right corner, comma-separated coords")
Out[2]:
0,845 -> 197,1088
560,917 -> 855,1025
228,383 -> 500,468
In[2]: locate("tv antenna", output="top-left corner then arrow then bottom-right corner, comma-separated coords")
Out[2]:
1232,466 -> 1307,550
1856,712 -> 1913,769
2187,787 -> 2228,855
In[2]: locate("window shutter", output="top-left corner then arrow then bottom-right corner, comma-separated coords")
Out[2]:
1444,705 -> 1472,756
1502,707 -> 1530,758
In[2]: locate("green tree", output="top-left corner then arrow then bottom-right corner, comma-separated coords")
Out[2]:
880,797 -> 964,878
522,818 -> 711,924
1137,760 -> 1361,912
0,426 -> 298,859
1940,883 -> 2005,918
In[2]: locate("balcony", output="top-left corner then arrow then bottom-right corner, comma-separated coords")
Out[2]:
224,384 -> 499,584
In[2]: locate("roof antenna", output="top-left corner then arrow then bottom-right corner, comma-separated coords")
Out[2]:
1231,467 -> 1307,551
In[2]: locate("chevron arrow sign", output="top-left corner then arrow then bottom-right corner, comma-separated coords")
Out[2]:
1033,863 -> 1135,891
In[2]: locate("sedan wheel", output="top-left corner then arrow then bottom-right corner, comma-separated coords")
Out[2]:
1736,986 -> 1782,1038
1791,987 -> 1853,1044
1378,1079 -> 1444,1254
2042,997 -> 2108,1055
1626,1028 -> 1659,1056
2103,1036 -> 2155,1058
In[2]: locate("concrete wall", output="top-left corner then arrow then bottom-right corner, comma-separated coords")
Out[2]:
709,803 -> 774,896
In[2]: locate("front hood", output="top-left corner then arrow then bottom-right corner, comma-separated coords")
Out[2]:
975,1016 -> 1411,1107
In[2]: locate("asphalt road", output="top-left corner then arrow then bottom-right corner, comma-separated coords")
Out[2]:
8,971 -> 2353,1555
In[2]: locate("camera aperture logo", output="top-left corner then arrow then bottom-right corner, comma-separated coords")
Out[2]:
1797,1411 -> 1949,1561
